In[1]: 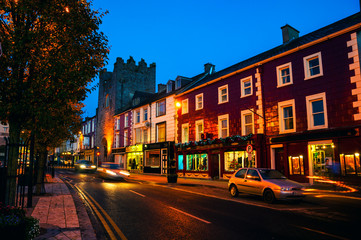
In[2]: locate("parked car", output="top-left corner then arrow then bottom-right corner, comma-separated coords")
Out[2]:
228,168 -> 305,203
97,162 -> 130,180
74,160 -> 97,172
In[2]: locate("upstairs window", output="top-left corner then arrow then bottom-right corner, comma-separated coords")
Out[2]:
218,85 -> 228,104
304,52 -> 323,80
176,79 -> 182,89
278,99 -> 296,133
135,110 -> 140,124
182,99 -> 189,115
195,120 -> 204,141
143,108 -> 148,121
182,123 -> 189,143
195,93 -> 203,110
218,114 -> 229,138
241,110 -> 254,135
156,100 -> 166,117
124,130 -> 128,147
124,114 -> 129,128
156,122 -> 166,142
241,76 -> 252,98
276,62 -> 293,87
306,92 -> 328,130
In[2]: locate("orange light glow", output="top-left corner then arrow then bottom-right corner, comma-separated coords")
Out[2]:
65,7 -> 70,13
175,102 -> 181,108
306,176 -> 357,193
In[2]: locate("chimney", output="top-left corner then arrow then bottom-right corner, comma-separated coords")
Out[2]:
204,63 -> 215,74
281,24 -> 299,43
158,83 -> 166,93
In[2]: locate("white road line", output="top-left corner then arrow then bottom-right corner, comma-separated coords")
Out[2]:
168,206 -> 211,224
293,225 -> 349,240
129,190 -> 146,197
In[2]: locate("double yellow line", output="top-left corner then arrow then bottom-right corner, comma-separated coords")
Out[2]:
70,183 -> 127,240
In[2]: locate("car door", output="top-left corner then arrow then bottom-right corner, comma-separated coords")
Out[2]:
244,169 -> 263,195
233,168 -> 250,193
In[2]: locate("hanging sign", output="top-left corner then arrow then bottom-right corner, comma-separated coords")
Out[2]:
246,144 -> 253,153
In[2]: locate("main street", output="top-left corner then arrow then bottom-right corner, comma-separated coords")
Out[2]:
57,168 -> 361,240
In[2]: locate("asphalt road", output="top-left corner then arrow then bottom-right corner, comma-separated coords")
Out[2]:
58,168 -> 361,240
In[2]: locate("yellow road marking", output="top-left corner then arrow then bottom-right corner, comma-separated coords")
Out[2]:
77,185 -> 128,240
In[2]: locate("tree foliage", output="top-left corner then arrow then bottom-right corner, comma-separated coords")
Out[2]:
0,0 -> 109,203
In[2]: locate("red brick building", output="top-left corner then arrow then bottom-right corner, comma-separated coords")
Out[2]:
175,13 -> 361,182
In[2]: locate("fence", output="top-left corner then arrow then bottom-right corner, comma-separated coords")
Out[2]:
0,137 -> 36,208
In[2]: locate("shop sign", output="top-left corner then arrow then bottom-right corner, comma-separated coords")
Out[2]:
126,144 -> 143,153
84,149 -> 94,155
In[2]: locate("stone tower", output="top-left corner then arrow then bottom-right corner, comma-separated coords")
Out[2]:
96,57 -> 156,163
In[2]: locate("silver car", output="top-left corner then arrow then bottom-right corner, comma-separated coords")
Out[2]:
97,162 -> 130,180
228,168 -> 305,203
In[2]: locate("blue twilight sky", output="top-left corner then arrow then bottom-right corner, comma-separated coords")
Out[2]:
81,0 -> 359,118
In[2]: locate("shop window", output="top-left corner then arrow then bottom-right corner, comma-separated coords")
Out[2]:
127,152 -> 143,171
309,143 -> 335,176
145,150 -> 160,167
186,153 -> 208,171
288,156 -> 304,175
224,151 -> 255,172
340,153 -> 361,176
178,155 -> 184,170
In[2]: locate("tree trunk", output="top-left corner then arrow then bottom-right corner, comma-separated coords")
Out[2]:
6,122 -> 21,206
35,146 -> 47,195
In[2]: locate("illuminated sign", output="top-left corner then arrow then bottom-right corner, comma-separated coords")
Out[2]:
126,144 -> 143,152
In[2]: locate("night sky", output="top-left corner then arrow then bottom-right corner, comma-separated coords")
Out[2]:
82,0 -> 359,118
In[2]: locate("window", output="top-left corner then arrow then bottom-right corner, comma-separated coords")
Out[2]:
143,129 -> 148,143
176,78 -> 181,89
115,133 -> 120,148
105,94 -> 109,108
241,110 -> 254,136
182,123 -> 189,143
91,135 -> 94,148
218,85 -> 228,104
186,153 -> 208,171
156,100 -> 166,117
135,128 -> 142,143
135,110 -> 140,123
178,155 -> 184,170
288,156 -> 305,175
156,122 -> 166,142
124,130 -> 128,147
195,120 -> 204,141
182,99 -> 188,114
218,114 -> 229,138
241,76 -> 252,98
306,92 -> 328,130
278,99 -> 296,133
276,62 -> 293,87
124,114 -> 128,127
304,52 -> 323,80
167,82 -> 173,93
115,118 -> 120,130
225,151 -> 255,172
195,93 -> 203,110
143,108 -> 148,121
92,120 -> 95,132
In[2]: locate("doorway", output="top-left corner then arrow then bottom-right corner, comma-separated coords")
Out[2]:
210,154 -> 220,179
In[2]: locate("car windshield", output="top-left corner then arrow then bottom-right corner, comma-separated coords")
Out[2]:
258,169 -> 287,179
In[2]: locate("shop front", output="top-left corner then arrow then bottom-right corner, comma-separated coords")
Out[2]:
143,142 -> 174,174
112,147 -> 126,169
84,149 -> 95,163
126,144 -> 143,173
269,127 -> 361,183
176,134 -> 261,179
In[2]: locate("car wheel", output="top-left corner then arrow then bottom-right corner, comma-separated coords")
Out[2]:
263,189 -> 275,203
230,184 -> 239,197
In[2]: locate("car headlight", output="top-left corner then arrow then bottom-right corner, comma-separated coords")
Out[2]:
105,170 -> 117,176
80,165 -> 86,169
281,187 -> 292,191
91,165 -> 96,168
119,170 -> 130,176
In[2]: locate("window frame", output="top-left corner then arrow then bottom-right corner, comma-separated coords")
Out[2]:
303,52 -> 323,80
306,92 -> 328,130
218,85 -> 229,104
195,93 -> 203,110
143,108 -> 148,121
195,120 -> 204,141
218,114 -> 229,138
278,99 -> 296,133
182,99 -> 189,115
156,122 -> 166,142
124,114 -> 129,128
156,99 -> 166,117
135,110 -> 141,124
276,62 -> 293,87
124,130 -> 128,147
240,76 -> 253,98
181,123 -> 189,143
241,109 -> 254,136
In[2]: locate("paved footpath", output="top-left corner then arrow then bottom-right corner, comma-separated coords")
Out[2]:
29,175 -> 96,240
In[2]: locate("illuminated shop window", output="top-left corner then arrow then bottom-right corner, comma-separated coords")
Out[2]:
178,155 -> 184,170
340,153 -> 361,176
224,151 -> 255,172
288,156 -> 304,175
186,153 -> 208,171
145,150 -> 160,168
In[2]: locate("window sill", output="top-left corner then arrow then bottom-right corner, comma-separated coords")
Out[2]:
304,74 -> 323,80
277,82 -> 293,88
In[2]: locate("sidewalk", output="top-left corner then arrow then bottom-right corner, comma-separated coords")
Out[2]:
28,174 -> 96,240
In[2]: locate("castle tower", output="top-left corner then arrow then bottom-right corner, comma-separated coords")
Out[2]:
96,57 -> 156,163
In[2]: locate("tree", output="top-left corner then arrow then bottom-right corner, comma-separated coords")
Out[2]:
0,0 -> 108,205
